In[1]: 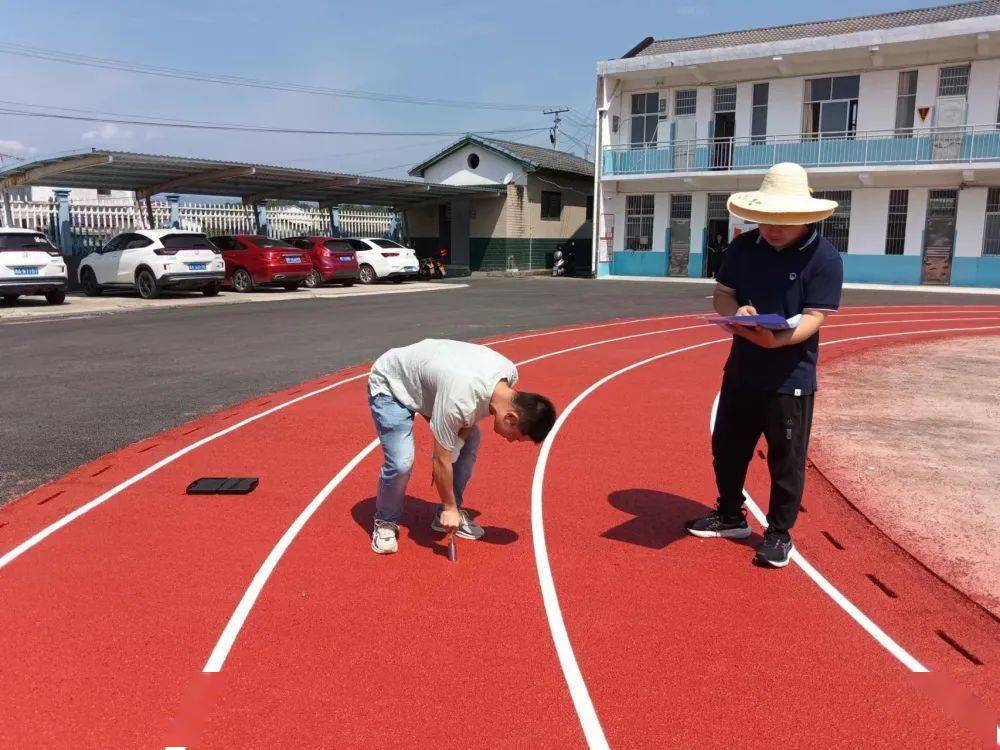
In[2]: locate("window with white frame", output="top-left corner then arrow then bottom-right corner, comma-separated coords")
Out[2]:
814,190 -> 851,252
885,190 -> 908,255
625,195 -> 655,251
895,71 -> 917,135
803,76 -> 859,139
938,65 -> 970,97
983,188 -> 1000,256
630,93 -> 659,147
675,89 -> 696,117
751,83 -> 769,144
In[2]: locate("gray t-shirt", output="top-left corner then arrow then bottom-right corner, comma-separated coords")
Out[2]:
369,339 -> 518,452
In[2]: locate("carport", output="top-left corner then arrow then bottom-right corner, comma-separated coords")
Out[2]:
0,150 -> 503,270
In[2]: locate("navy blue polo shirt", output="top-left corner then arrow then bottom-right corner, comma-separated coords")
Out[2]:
715,227 -> 843,395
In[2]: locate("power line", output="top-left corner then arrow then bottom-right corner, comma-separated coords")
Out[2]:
0,103 -> 550,138
0,42 -> 562,113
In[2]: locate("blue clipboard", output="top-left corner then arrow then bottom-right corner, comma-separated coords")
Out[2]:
704,314 -> 800,330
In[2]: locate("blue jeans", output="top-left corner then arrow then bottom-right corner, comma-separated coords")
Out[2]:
369,394 -> 481,524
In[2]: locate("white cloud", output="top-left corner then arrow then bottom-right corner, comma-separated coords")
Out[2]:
0,139 -> 38,156
81,123 -> 133,142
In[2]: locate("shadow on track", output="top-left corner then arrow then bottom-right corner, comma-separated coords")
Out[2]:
603,488 -> 763,549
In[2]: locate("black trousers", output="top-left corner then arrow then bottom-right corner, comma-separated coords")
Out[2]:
712,379 -> 815,537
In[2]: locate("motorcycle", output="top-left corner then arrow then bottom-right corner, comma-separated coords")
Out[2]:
552,247 -> 574,277
419,248 -> 448,280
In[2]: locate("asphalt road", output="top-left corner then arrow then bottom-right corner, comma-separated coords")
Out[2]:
3,276 -> 998,505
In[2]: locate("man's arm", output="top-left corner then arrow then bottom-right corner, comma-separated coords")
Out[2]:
431,438 -> 461,533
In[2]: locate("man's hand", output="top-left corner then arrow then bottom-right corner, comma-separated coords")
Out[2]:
735,304 -> 758,317
438,507 -> 461,533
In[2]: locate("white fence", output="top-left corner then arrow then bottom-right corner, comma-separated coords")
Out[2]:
2,198 -> 395,255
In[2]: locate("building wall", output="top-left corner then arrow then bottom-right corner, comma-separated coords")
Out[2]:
405,175 -> 592,272
604,185 -> 1000,286
420,145 -> 527,186
610,58 -> 1000,149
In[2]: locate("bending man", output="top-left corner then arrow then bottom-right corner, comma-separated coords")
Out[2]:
367,338 -> 557,555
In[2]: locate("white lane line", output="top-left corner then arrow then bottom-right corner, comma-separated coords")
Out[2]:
486,306 -> 1000,346
203,440 -> 380,672
200,321 -> 722,675
532,336 -> 729,749
484,312 -> 699,345
0,373 -> 369,573
533,321 -> 1000,747
708,324 -> 1000,675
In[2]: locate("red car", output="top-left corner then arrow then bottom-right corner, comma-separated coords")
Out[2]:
285,236 -> 360,288
210,235 -> 313,292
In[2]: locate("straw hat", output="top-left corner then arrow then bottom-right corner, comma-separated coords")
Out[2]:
727,163 -> 837,225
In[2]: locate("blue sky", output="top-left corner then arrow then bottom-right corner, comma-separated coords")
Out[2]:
1,0 -> 932,178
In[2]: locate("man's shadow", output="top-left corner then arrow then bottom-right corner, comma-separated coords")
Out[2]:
351,496 -> 519,558
603,489 -> 763,549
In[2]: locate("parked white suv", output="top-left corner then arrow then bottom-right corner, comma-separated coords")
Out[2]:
346,238 -> 419,284
78,230 -> 226,299
0,228 -> 68,305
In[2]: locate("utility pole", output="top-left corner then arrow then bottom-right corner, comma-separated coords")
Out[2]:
544,108 -> 570,150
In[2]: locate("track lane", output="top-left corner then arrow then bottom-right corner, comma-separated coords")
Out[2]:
0,307 -> 995,748
538,319 -> 999,748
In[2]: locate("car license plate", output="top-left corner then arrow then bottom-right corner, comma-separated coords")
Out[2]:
12,267 -> 39,276
284,255 -> 301,263
339,255 -> 352,261
187,263 -> 207,271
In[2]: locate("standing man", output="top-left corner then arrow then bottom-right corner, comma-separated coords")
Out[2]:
367,338 -> 557,555
685,163 -> 844,568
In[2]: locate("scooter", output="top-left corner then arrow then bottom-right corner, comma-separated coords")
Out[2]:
419,248 -> 448,280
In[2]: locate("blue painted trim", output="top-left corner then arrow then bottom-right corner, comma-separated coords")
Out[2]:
612,251 -> 668,276
688,252 -> 704,278
597,261 -> 611,277
951,256 -> 1000,287
842,254 -> 922,285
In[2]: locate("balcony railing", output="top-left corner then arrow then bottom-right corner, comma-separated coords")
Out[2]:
602,124 -> 1000,176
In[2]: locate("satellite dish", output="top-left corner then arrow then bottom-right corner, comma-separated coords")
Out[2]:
502,172 -> 514,185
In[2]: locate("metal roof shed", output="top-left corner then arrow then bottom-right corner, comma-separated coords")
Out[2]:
0,150 -> 503,268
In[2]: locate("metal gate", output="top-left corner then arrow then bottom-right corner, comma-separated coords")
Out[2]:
668,194 -> 692,277
921,189 -> 957,285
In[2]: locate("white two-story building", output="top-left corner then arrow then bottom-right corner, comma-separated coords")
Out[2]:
593,0 -> 1000,287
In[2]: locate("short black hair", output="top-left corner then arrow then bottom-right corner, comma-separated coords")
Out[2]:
512,392 -> 557,443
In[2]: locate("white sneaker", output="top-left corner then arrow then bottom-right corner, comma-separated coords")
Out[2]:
371,520 -> 399,554
431,508 -> 485,540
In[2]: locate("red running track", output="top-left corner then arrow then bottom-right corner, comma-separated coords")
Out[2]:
0,306 -> 998,749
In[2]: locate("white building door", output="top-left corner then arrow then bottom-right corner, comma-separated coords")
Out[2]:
931,65 -> 970,162
932,96 -> 967,161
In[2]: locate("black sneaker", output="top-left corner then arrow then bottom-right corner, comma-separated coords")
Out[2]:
685,509 -> 751,539
755,532 -> 793,568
